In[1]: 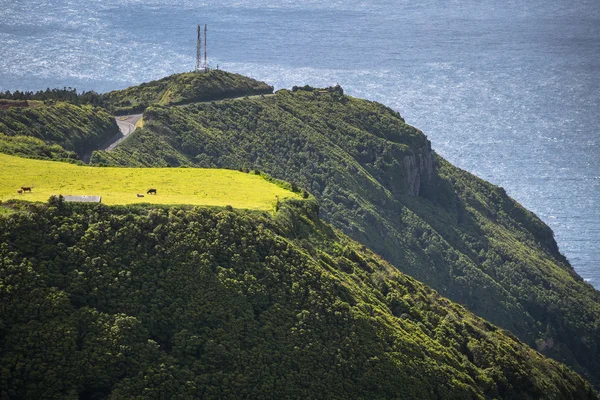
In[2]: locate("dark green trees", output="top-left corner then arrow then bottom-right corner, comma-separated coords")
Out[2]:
0,200 -> 596,399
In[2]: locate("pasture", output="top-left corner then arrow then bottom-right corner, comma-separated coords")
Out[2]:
0,153 -> 298,210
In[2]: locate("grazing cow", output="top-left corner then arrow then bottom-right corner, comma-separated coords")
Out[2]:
21,186 -> 32,192
137,194 -> 144,198
17,189 -> 23,194
147,188 -> 157,195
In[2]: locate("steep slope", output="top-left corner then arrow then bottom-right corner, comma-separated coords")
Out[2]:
91,85 -> 600,386
103,70 -> 274,114
0,101 -> 118,159
0,198 -> 596,399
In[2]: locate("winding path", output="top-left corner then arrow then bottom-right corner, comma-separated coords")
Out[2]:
107,113 -> 143,151
82,113 -> 143,163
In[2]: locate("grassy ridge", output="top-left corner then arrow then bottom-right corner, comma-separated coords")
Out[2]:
90,86 -> 600,387
0,70 -> 273,163
103,70 -> 274,114
0,153 -> 298,209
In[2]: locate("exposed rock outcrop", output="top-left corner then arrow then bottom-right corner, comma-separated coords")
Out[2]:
403,142 -> 434,196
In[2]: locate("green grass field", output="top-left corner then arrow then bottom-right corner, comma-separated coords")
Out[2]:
0,153 -> 298,210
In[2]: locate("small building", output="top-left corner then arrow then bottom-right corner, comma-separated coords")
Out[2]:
62,195 -> 102,203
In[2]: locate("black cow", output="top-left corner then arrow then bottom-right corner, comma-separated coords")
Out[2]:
147,188 -> 157,195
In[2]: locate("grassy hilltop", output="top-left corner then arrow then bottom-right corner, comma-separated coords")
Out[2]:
103,70 -> 274,114
0,153 -> 297,209
1,70 -> 274,117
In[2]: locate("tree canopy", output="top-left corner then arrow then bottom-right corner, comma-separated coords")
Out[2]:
0,199 -> 596,399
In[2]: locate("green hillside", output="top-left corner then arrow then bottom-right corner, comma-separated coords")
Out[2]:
0,198 -> 596,399
102,70 -> 274,114
0,153 -> 298,209
91,84 -> 600,387
0,134 -> 79,162
0,101 -> 118,159
0,70 -> 274,162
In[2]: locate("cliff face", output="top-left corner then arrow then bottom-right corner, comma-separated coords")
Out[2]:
89,82 -> 600,388
404,143 -> 435,196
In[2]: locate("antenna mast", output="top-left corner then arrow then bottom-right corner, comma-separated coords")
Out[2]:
195,24 -> 209,72
196,24 -> 202,71
204,24 -> 208,70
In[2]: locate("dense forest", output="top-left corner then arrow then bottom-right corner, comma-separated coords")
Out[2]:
0,198 -> 596,399
90,86 -> 600,387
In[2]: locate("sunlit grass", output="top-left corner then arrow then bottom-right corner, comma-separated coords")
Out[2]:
0,153 -> 298,210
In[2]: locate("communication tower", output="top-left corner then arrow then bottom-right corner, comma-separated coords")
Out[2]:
196,24 -> 209,73
196,25 -> 202,71
204,24 -> 208,70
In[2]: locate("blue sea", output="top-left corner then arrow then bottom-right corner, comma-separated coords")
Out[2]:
1,0 -> 599,288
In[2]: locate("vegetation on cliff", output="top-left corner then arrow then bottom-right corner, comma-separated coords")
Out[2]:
91,85 -> 600,387
0,71 -> 274,162
0,199 -> 596,399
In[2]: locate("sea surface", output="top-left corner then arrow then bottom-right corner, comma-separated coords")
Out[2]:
1,0 -> 599,288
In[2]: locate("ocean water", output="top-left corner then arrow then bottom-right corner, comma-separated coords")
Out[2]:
1,0 -> 599,288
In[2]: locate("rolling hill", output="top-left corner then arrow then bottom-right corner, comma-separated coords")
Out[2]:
102,69 -> 274,115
